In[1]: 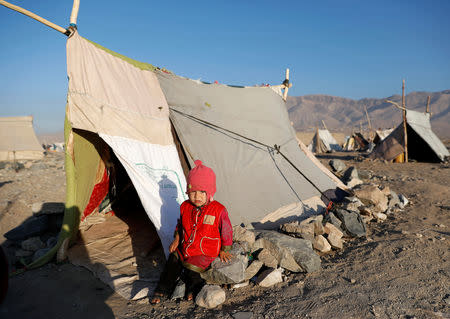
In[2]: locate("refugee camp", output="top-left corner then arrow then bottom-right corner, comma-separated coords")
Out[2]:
0,1 -> 449,318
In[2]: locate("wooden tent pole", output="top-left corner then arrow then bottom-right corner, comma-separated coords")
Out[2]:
321,120 -> 328,130
402,79 -> 408,162
0,0 -> 71,35
364,105 -> 373,139
282,68 -> 291,101
70,0 -> 80,25
426,95 -> 431,116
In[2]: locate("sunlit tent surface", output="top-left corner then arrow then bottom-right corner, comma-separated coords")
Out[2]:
0,116 -> 44,161
27,31 -> 347,299
369,110 -> 449,162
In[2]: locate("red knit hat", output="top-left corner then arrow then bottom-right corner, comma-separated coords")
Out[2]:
186,160 -> 216,200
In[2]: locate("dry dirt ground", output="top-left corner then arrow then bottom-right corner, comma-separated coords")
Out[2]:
0,147 -> 449,319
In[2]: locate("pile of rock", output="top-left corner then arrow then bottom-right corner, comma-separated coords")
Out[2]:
190,163 -> 410,309
3,202 -> 64,266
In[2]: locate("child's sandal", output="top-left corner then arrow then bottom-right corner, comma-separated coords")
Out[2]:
186,292 -> 194,301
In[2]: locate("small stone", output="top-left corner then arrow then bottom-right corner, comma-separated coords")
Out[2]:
439,224 -> 446,228
231,281 -> 249,289
232,311 -> 253,319
326,233 -> 343,250
171,279 -> 186,300
313,235 -> 331,253
195,285 -> 226,309
256,268 -> 283,287
323,222 -> 343,238
373,212 -> 387,221
401,230 -> 409,235
350,278 -> 356,284
415,233 -> 423,238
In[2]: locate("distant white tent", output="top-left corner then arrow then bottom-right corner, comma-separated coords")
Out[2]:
0,116 -> 44,161
308,129 -> 342,153
369,110 -> 449,162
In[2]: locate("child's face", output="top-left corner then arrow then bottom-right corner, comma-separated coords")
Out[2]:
188,190 -> 207,207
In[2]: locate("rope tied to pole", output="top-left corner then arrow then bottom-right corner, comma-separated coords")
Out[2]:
170,108 -> 332,203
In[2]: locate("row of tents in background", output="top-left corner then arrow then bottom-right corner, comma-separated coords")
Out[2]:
304,108 -> 449,163
1,110 -> 448,164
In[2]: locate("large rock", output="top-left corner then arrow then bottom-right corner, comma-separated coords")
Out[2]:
388,190 -> 401,209
195,285 -> 226,309
255,268 -> 283,287
244,260 -> 263,281
353,185 -> 389,213
233,226 -> 255,246
280,222 -> 315,241
313,235 -> 331,253
256,249 -> 278,268
334,209 -> 366,238
257,231 -> 321,273
323,212 -> 343,233
329,159 -> 346,173
342,167 -> 359,183
326,233 -> 343,249
4,215 -> 49,241
323,222 -> 343,238
201,243 -> 248,284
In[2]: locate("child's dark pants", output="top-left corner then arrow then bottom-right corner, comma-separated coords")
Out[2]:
155,252 -> 205,297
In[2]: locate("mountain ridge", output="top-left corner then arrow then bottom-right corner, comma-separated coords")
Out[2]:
286,90 -> 450,138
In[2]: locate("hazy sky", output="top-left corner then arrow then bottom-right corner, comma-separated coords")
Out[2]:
1,0 -> 449,134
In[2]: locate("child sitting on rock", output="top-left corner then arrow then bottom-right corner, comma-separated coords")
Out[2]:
151,160 -> 233,304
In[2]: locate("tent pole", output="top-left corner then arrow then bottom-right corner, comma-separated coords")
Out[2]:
0,0 -> 71,35
321,120 -> 328,130
70,0 -> 80,25
282,68 -> 291,101
364,105 -> 373,140
402,79 -> 408,162
426,95 -> 431,116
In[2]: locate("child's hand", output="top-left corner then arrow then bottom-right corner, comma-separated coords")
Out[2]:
169,235 -> 179,253
219,251 -> 232,263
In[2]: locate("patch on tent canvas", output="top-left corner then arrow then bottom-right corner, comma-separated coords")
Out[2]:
203,215 -> 216,225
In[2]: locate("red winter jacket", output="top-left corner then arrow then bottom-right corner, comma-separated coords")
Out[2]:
178,200 -> 232,259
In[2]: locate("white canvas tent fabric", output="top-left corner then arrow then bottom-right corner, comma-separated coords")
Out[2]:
66,32 -> 187,255
308,129 -> 342,153
0,116 -> 44,161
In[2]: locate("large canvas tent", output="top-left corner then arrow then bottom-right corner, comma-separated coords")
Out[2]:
0,116 -> 44,161
308,129 -> 343,153
369,110 -> 449,162
24,31 -> 348,299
